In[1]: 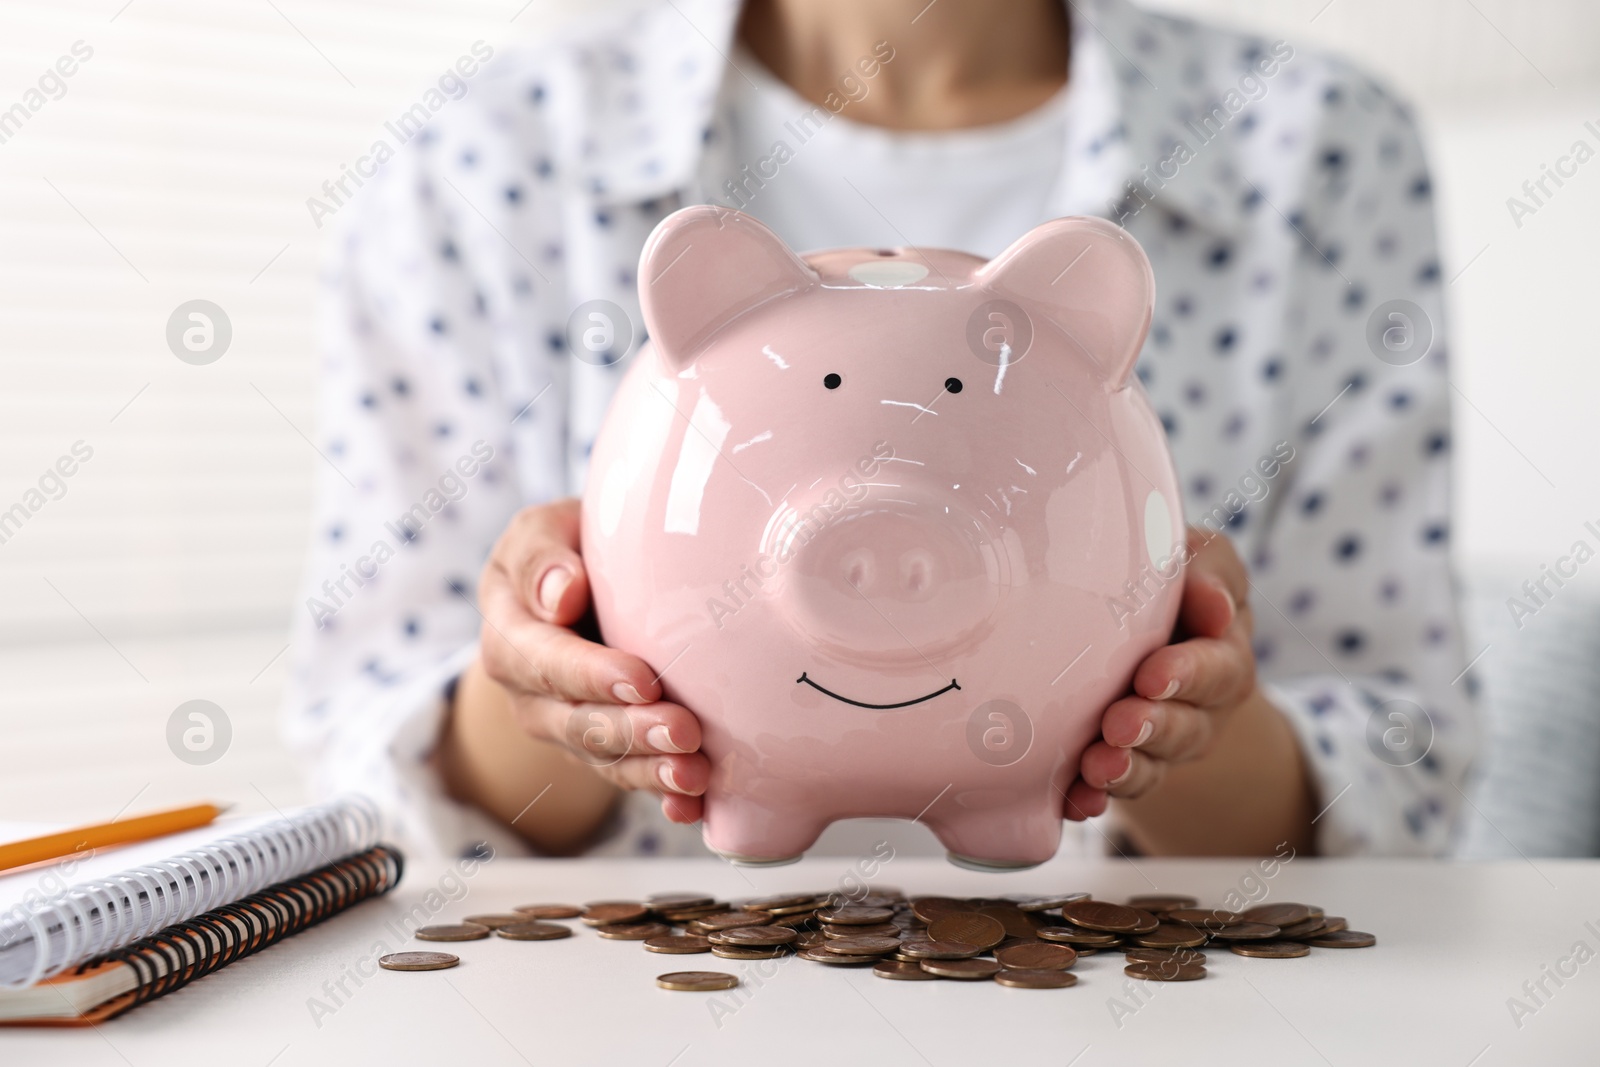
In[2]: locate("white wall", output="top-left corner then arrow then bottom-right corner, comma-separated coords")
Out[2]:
0,0 -> 1595,824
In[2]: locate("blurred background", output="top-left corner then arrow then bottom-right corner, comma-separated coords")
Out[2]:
1,0 -> 1596,854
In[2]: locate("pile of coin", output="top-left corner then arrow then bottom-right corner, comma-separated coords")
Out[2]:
383,889 -> 1374,990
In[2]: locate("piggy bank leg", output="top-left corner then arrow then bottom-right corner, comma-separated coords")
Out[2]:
700,797 -> 827,867
927,795 -> 1062,871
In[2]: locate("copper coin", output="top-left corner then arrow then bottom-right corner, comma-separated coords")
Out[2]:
1016,893 -> 1090,912
920,957 -> 1002,980
514,903 -> 582,920
1126,894 -> 1198,913
1307,930 -> 1375,948
744,892 -> 821,911
1125,960 -> 1206,982
1059,900 -> 1143,933
1230,940 -> 1311,959
994,968 -> 1078,989
712,944 -> 790,960
823,935 -> 903,956
897,939 -> 982,960
649,893 -> 716,909
995,942 -> 1077,970
656,970 -> 739,991
581,902 -> 649,926
597,922 -> 670,940
645,935 -> 713,954
766,900 -> 828,916
1125,947 -> 1206,967
660,907 -> 725,922
817,905 -> 894,925
711,926 -> 798,947
1241,903 -> 1312,928
379,951 -> 459,971
1038,924 -> 1120,946
1128,923 -> 1208,949
824,922 -> 900,938
696,910 -> 775,931
927,913 -> 1006,949
496,921 -> 573,941
1275,917 -> 1327,940
463,913 -> 532,930
793,929 -> 830,948
1128,909 -> 1162,935
1208,922 -> 1282,941
415,922 -> 490,942
774,914 -> 820,929
874,960 -> 941,981
910,897 -> 969,923
1165,908 -> 1245,928
1306,905 -> 1326,920
976,904 -> 1038,941
1316,916 -> 1348,935
798,946 -> 874,964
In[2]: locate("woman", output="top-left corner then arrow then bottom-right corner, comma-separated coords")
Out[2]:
285,0 -> 1474,860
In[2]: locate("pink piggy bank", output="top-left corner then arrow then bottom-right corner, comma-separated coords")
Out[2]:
581,206 -> 1184,869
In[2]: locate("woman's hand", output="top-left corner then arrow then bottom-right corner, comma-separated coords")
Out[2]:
1056,527 -> 1305,857
472,498 -> 708,824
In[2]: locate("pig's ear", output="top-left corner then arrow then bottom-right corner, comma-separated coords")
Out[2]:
638,206 -> 816,369
976,216 -> 1154,389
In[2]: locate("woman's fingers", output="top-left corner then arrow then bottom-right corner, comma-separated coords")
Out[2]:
1176,527 -> 1248,639
1133,636 -> 1255,710
661,794 -> 704,824
594,752 -> 710,797
512,697 -> 702,757
1100,696 -> 1213,762
480,580 -> 662,706
1078,741 -> 1165,798
491,499 -> 592,627
1061,778 -> 1108,821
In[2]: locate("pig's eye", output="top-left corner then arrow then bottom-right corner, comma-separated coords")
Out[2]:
824,373 -> 842,390
944,377 -> 964,394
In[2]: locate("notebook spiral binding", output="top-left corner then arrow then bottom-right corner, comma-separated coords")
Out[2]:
2,797 -> 381,989
86,844 -> 403,1019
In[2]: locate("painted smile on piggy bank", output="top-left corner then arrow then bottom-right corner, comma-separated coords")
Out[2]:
581,205 -> 1186,870
795,672 -> 962,710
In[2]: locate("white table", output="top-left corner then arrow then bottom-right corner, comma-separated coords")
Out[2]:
3,854 -> 1593,1066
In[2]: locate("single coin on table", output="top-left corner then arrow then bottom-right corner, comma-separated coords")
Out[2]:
1015,893 -> 1090,912
1241,903 -> 1312,928
645,935 -> 713,954
656,971 -> 739,992
581,901 -> 649,926
874,959 -> 941,981
1125,894 -> 1198,913
994,968 -> 1078,989
1059,901 -> 1144,933
823,934 -> 903,957
711,926 -> 799,947
1307,930 -> 1376,948
994,942 -> 1077,970
379,951 -> 459,972
898,939 -> 983,960
1125,960 -> 1207,982
497,921 -> 573,941
920,957 -> 1002,980
597,922 -> 671,941
463,913 -> 534,930
415,923 -> 490,942
1207,922 -> 1282,942
927,913 -> 1006,950
1230,940 -> 1311,959
514,904 -> 582,920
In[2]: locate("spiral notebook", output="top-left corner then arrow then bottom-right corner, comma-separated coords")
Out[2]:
0,797 -> 402,1025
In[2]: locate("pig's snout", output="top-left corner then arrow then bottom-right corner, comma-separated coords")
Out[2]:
777,498 -> 1003,661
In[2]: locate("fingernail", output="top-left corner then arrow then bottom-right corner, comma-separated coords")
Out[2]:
612,682 -> 648,705
1106,756 -> 1135,788
538,566 -> 574,614
1131,720 -> 1155,747
1155,678 -> 1180,701
657,761 -> 681,792
646,724 -> 685,753
1214,578 -> 1237,617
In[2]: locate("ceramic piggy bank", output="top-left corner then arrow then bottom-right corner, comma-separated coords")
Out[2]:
581,206 -> 1184,869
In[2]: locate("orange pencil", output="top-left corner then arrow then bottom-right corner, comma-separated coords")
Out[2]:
0,802 -> 232,873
